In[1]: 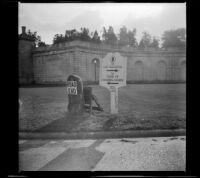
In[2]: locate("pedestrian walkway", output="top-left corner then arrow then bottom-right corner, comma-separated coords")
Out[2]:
19,136 -> 186,171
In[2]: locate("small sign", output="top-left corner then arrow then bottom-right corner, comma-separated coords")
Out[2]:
67,81 -> 77,95
100,53 -> 127,114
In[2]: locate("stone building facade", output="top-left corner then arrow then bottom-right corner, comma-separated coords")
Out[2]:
19,28 -> 186,84
19,27 -> 35,84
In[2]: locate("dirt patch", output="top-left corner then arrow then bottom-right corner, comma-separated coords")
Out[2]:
72,113 -> 110,132
170,137 -> 179,140
152,139 -> 158,141
102,114 -> 118,130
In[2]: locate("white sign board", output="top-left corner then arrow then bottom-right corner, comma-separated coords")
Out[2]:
100,52 -> 127,90
100,52 -> 127,114
66,81 -> 77,95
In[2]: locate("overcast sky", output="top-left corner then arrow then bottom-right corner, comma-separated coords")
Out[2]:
18,3 -> 186,45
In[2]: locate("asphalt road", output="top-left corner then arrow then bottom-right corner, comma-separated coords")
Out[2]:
19,136 -> 185,171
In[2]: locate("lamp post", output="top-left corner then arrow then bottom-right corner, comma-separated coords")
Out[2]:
94,59 -> 97,84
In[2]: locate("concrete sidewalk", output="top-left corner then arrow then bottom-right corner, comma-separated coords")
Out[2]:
19,136 -> 186,171
19,129 -> 186,140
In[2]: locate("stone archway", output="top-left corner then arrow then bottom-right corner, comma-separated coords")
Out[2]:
92,58 -> 100,83
180,61 -> 186,81
157,61 -> 167,81
134,61 -> 144,81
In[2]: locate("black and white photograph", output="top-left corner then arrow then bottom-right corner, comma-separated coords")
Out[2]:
18,2 -> 186,172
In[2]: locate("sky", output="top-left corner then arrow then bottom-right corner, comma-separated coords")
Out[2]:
18,3 -> 186,45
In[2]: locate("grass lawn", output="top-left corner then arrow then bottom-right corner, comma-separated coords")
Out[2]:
19,84 -> 186,132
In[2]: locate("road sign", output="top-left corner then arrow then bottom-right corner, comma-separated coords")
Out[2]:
100,53 -> 127,90
100,53 -> 127,114
67,81 -> 77,95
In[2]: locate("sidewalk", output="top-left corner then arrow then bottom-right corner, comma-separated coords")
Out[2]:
19,129 -> 186,140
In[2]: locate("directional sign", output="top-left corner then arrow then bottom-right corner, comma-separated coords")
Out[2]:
100,53 -> 127,114
100,52 -> 127,90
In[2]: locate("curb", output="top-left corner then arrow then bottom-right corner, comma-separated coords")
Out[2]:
19,129 -> 186,140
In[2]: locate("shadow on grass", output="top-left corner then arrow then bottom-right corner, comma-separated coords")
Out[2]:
34,112 -> 89,133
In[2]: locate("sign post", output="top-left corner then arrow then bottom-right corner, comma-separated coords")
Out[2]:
110,87 -> 118,114
100,53 -> 127,114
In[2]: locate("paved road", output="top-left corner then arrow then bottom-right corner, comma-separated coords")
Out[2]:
19,136 -> 185,171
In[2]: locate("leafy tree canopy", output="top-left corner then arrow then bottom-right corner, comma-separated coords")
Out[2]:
19,29 -> 46,47
139,32 -> 159,49
91,30 -> 101,43
149,37 -> 159,48
161,28 -> 186,48
20,26 -> 186,50
118,26 -> 138,47
102,26 -> 118,45
139,31 -> 152,49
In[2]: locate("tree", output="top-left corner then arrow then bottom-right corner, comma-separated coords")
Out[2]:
127,28 -> 138,47
107,26 -> 118,45
149,37 -> 159,49
26,29 -> 46,47
138,39 -> 145,49
139,31 -> 160,49
53,34 -> 65,44
64,30 -> 72,42
53,28 -> 94,44
80,27 -> 91,41
68,29 -> 79,41
118,26 -> 138,47
140,32 -> 152,48
102,26 -> 118,45
38,41 -> 46,47
53,29 -> 77,44
118,26 -> 129,46
102,27 -> 108,43
91,30 -> 101,43
162,28 -> 186,48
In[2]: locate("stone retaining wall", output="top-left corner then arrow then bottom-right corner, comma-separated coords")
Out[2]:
32,41 -> 186,84
19,40 -> 186,84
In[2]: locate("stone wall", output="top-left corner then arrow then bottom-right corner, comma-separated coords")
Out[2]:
33,49 -> 74,83
33,41 -> 186,83
19,39 -> 35,84
31,41 -> 186,84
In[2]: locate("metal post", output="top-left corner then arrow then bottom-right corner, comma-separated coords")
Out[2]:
94,60 -> 97,84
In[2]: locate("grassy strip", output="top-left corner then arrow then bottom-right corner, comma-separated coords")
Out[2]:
19,84 -> 186,132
